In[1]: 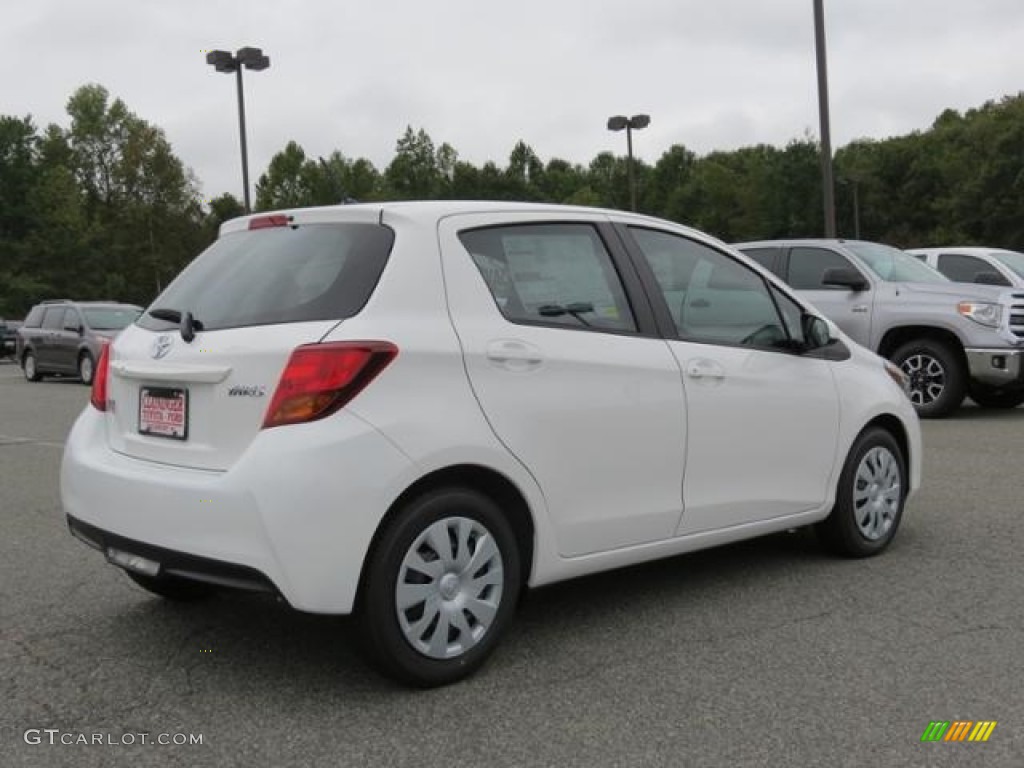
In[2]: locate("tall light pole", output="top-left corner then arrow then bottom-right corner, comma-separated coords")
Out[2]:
607,114 -> 650,212
206,47 -> 270,213
838,177 -> 861,239
812,0 -> 836,237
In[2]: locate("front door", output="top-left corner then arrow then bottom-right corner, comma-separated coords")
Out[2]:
623,226 -> 841,535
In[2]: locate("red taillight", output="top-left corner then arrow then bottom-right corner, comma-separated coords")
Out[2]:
249,214 -> 290,230
262,341 -> 398,429
90,342 -> 111,411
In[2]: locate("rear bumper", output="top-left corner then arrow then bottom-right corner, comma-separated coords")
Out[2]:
965,347 -> 1024,387
60,405 -> 415,613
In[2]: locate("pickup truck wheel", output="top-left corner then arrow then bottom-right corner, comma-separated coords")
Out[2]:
968,385 -> 1024,409
817,427 -> 906,558
359,487 -> 521,687
891,339 -> 965,418
78,352 -> 95,385
22,351 -> 42,382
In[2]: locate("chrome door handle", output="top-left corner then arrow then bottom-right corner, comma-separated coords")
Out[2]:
852,305 -> 869,314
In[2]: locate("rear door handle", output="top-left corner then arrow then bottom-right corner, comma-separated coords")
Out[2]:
486,340 -> 544,371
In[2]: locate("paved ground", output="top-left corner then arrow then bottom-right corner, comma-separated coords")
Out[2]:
1,358 -> 1021,767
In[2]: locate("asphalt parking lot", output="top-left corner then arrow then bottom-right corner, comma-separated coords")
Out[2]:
1,359 -> 1022,767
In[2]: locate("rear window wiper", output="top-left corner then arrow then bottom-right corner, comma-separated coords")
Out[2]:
147,307 -> 204,342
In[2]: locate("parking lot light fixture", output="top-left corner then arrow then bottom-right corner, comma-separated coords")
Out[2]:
607,114 -> 650,212
205,47 -> 271,213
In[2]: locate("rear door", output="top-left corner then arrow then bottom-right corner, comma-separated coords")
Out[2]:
105,214 -> 394,471
439,213 -> 687,557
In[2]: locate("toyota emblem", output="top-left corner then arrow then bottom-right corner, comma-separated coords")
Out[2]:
151,335 -> 172,360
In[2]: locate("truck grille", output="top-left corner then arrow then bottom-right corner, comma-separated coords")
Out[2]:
1009,293 -> 1024,338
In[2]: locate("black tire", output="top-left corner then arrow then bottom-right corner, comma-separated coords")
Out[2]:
125,570 -> 216,601
78,351 -> 95,386
968,384 -> 1024,409
358,487 -> 521,687
890,339 -> 966,418
817,427 -> 907,558
22,351 -> 41,382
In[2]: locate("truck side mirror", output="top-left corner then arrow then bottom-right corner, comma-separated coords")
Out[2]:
822,267 -> 869,291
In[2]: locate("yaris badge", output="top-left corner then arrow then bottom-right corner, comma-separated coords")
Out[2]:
151,335 -> 172,360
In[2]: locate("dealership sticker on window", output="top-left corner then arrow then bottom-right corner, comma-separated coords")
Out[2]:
139,387 -> 188,440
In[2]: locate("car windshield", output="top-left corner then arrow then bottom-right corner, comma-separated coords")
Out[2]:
83,307 -> 142,330
992,251 -> 1024,279
846,242 -> 949,283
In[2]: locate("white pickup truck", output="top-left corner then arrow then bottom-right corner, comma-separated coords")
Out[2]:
735,239 -> 1024,416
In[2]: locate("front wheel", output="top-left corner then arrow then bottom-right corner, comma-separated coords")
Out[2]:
890,339 -> 966,418
817,427 -> 907,557
359,487 -> 521,687
968,384 -> 1024,409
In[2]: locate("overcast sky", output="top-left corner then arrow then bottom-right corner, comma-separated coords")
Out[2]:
4,0 -> 1023,201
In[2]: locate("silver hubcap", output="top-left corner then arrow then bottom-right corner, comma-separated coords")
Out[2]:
395,516 -> 504,660
80,356 -> 93,382
900,353 -> 945,406
853,446 -> 901,540
24,355 -> 35,379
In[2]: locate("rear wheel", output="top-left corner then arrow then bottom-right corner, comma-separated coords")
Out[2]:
78,352 -> 95,385
359,487 -> 521,687
22,351 -> 41,382
891,339 -> 965,418
968,384 -> 1024,409
125,571 -> 216,601
817,427 -> 907,557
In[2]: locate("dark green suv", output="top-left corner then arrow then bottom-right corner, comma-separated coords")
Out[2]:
17,300 -> 142,384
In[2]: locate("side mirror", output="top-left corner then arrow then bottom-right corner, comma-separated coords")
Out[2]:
801,314 -> 833,350
822,267 -> 869,291
974,271 -> 1008,286
65,324 -> 84,335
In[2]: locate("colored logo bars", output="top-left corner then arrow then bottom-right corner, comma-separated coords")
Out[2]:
921,721 -> 997,743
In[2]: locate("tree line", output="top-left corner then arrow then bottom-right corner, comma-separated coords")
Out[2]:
3,84 -> 1024,318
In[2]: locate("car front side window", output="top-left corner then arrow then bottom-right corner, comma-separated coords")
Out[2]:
630,228 -> 795,351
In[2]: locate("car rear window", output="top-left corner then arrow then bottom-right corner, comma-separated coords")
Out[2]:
24,306 -> 44,327
137,223 -> 394,332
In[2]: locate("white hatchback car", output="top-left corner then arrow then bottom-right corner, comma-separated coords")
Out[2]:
62,202 -> 921,686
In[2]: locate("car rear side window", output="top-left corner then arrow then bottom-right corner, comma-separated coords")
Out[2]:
41,307 -> 66,330
24,306 -> 44,327
137,223 -> 394,332
459,223 -> 637,333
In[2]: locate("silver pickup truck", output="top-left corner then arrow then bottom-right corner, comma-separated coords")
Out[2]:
734,239 -> 1024,417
